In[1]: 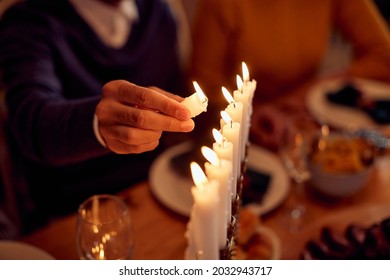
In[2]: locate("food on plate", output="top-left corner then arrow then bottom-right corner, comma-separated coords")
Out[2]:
309,134 -> 375,174
326,83 -> 390,124
234,208 -> 276,260
301,217 -> 390,259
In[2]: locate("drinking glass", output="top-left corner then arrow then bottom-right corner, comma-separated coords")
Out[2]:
279,116 -> 312,234
76,194 -> 134,260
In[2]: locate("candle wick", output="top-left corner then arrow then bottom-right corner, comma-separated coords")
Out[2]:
220,137 -> 225,148
230,120 -> 233,128
202,97 -> 208,104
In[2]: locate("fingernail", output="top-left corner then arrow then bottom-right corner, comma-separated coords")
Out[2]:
181,120 -> 195,131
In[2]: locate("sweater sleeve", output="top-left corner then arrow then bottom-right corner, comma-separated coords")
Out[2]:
0,11 -> 110,167
334,0 -> 390,82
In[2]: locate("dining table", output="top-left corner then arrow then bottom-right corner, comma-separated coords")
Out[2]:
19,77 -> 390,260
19,150 -> 390,260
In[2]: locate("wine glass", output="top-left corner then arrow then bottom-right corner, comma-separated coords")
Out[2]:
279,116 -> 313,234
76,194 -> 134,260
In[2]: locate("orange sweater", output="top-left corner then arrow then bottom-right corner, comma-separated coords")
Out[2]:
190,0 -> 390,109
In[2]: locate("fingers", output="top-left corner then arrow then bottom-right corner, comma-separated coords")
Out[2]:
97,80 -> 195,154
108,139 -> 160,154
99,124 -> 161,154
100,124 -> 163,145
103,80 -> 191,121
97,99 -> 195,132
149,86 -> 185,103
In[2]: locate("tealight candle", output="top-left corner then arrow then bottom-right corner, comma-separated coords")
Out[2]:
181,81 -> 208,118
189,162 -> 219,260
202,146 -> 232,249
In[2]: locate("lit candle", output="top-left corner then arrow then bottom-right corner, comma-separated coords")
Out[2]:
212,128 -> 233,162
212,129 -> 233,220
241,62 -> 257,100
221,87 -> 243,164
189,162 -> 219,260
181,81 -> 208,118
234,75 -> 250,158
202,146 -> 232,249
221,86 -> 243,125
220,111 -> 240,196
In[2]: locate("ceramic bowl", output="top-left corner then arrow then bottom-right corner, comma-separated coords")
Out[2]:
307,132 -> 376,198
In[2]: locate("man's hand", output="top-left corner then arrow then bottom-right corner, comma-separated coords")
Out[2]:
95,80 -> 194,154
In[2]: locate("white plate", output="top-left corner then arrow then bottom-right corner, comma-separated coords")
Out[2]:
306,78 -> 390,132
0,241 -> 55,260
149,142 -> 290,217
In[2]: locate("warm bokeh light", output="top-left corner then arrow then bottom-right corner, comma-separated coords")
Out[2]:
321,125 -> 330,137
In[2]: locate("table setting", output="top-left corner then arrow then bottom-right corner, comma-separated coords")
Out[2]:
12,73 -> 390,261
306,77 -> 390,133
147,63 -> 390,259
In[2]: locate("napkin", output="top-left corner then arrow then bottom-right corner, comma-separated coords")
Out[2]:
326,83 -> 390,124
241,168 -> 271,206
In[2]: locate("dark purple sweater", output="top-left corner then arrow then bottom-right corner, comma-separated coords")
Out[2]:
0,0 -> 185,221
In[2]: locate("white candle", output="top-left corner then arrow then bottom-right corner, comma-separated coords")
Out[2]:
189,162 -> 219,260
234,75 -> 250,157
184,219 -> 196,260
220,111 -> 241,196
221,87 -> 245,164
212,129 -> 233,162
222,86 -> 243,125
181,81 -> 208,118
212,128 -> 233,219
241,62 -> 257,99
202,146 -> 232,249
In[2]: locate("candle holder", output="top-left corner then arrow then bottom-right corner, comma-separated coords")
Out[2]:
231,192 -> 241,219
229,147 -> 250,259
220,215 -> 237,260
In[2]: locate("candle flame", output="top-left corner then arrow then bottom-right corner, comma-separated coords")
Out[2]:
190,161 -> 208,189
222,86 -> 234,104
236,75 -> 243,91
212,128 -> 223,145
193,81 -> 207,102
201,146 -> 219,166
242,62 -> 249,82
221,111 -> 232,125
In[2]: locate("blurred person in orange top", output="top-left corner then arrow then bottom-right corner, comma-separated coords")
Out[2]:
189,0 -> 390,151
